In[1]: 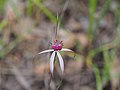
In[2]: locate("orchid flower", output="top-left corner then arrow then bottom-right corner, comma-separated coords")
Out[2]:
38,40 -> 73,74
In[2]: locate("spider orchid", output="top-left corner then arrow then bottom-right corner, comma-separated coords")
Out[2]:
38,40 -> 73,74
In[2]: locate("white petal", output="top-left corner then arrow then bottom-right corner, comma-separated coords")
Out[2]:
57,51 -> 64,73
38,49 -> 54,54
61,48 -> 73,52
50,51 -> 56,74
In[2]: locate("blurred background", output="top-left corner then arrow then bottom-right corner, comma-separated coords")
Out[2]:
0,0 -> 120,90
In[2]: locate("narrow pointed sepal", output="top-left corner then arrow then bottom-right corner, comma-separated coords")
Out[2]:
61,48 -> 73,52
50,51 -> 56,75
57,51 -> 64,73
38,49 -> 54,54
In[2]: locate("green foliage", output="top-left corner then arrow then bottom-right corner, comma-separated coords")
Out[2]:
0,0 -> 6,12
93,66 -> 102,90
26,0 -> 33,16
87,0 -> 120,90
0,19 -> 8,32
88,0 -> 97,39
31,0 -> 57,24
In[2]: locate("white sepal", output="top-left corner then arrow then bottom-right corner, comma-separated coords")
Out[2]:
61,48 -> 73,52
38,49 -> 54,54
57,51 -> 64,73
50,51 -> 56,74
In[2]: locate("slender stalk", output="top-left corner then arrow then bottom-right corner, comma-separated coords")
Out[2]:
54,0 -> 69,40
55,12 -> 59,39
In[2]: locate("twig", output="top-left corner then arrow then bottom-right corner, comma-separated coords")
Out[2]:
55,78 -> 63,90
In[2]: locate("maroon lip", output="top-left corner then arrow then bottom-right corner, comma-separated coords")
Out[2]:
52,40 -> 63,51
